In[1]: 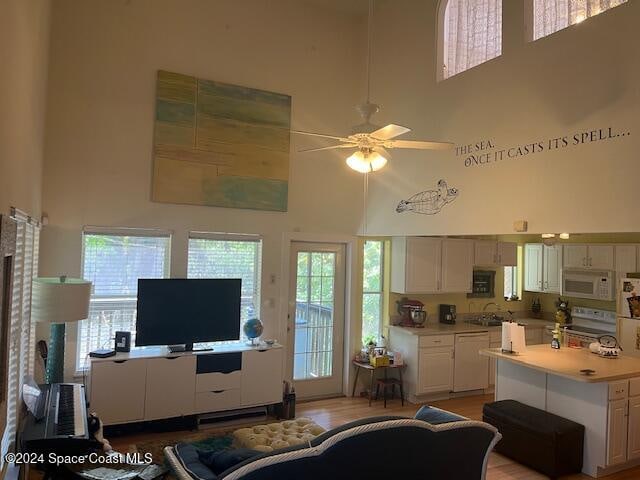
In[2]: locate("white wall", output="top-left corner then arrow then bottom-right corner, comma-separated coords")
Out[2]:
0,0 -> 51,217
364,0 -> 638,236
40,0 -> 367,379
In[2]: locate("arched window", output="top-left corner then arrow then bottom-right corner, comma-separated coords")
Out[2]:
531,0 -> 627,41
439,0 -> 503,80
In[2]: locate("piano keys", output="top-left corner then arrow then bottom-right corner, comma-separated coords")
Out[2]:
20,383 -> 96,456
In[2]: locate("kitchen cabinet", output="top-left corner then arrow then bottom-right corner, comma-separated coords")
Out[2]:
391,237 -> 473,294
564,244 -> 614,270
628,396 -> 640,461
418,347 -> 454,394
391,237 -> 440,293
525,244 -> 562,294
604,378 -> 640,467
388,328 -> 454,401
615,245 -> 638,275
589,245 -> 615,270
524,244 -> 543,292
608,398 -> 629,466
564,245 -> 588,269
542,245 -> 562,294
473,240 -> 517,267
441,239 -> 474,293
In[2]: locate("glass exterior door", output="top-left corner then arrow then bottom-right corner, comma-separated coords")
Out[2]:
289,243 -> 345,398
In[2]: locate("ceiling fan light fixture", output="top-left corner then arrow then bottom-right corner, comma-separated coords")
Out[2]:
346,150 -> 387,173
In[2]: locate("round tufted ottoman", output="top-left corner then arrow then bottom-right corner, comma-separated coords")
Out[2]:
232,417 -> 326,452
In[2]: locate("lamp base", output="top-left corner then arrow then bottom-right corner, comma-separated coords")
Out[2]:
45,323 -> 65,384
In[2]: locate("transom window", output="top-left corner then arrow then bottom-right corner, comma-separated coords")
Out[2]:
440,0 -> 503,80
531,0 -> 627,41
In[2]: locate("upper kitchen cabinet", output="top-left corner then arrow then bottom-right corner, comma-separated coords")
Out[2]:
391,237 -> 473,294
392,237 -> 441,293
473,240 -> 517,267
524,244 -> 543,292
542,245 -> 562,293
441,238 -> 474,292
564,244 -> 614,270
524,243 -> 562,293
615,245 -> 637,275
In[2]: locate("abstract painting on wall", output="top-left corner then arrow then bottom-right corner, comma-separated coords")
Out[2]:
152,70 -> 291,211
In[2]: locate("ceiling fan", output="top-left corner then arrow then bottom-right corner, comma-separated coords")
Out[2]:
292,0 -> 453,173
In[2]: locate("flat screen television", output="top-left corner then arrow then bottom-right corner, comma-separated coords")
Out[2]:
135,278 -> 241,348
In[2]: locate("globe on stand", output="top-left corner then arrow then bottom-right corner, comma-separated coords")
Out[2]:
243,318 -> 264,346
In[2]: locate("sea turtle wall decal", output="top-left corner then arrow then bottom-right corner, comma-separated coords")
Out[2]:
396,179 -> 459,215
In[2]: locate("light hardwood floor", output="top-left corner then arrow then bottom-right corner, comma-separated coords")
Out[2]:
296,394 -> 640,480
101,394 -> 640,480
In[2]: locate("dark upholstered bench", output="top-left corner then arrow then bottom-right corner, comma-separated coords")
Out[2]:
483,400 -> 584,479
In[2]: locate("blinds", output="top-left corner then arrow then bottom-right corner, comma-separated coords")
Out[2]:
77,231 -> 170,371
1,210 -> 39,462
443,0 -> 503,79
187,235 -> 262,342
533,0 -> 626,40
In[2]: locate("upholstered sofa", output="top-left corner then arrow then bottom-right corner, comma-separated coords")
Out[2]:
164,406 -> 501,480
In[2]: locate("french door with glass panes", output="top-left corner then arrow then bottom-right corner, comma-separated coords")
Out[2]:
288,242 -> 345,399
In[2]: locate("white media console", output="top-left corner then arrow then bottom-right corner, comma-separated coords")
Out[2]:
89,344 -> 283,425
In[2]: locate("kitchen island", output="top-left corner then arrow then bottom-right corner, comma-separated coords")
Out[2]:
481,345 -> 640,477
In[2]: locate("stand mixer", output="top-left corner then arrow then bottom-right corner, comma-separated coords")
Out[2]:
393,298 -> 428,328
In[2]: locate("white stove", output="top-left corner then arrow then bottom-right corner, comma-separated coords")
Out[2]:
546,307 -> 617,347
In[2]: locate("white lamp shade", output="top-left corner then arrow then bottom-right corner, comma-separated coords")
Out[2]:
31,277 -> 92,324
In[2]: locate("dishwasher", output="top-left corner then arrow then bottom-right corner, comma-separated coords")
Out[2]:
453,333 -> 490,392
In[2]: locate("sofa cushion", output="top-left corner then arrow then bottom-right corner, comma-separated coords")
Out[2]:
174,443 -> 217,480
415,405 -> 467,424
198,449 -> 261,475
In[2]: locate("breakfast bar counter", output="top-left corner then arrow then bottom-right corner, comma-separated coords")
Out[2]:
481,344 -> 640,477
481,345 -> 640,383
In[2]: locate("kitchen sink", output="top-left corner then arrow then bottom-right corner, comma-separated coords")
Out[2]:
467,318 -> 504,327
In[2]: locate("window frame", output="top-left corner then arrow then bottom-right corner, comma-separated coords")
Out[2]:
76,227 -> 172,373
436,0 -> 504,82
361,239 -> 386,344
525,0 -> 628,42
187,231 -> 263,344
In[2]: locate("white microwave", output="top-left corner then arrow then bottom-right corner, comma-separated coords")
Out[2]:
562,269 -> 615,301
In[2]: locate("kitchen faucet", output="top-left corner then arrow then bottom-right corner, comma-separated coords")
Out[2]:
483,302 -> 500,312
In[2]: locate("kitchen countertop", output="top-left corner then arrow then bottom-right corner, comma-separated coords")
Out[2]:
389,318 -> 552,337
481,344 -> 640,383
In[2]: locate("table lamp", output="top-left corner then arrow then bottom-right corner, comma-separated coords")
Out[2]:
32,276 -> 92,383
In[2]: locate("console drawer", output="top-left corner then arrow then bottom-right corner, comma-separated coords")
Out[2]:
196,370 -> 242,393
195,389 -> 241,414
419,335 -> 454,348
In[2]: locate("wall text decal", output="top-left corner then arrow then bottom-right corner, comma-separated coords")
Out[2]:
458,127 -> 631,168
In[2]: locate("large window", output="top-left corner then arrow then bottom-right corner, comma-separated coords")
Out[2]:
441,0 -> 503,80
531,0 -> 626,41
362,240 -> 384,344
187,233 -> 262,342
78,230 -> 171,371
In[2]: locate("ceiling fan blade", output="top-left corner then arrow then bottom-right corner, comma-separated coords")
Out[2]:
299,144 -> 355,153
374,146 -> 392,158
389,140 -> 454,150
370,124 -> 411,140
291,130 -> 351,142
